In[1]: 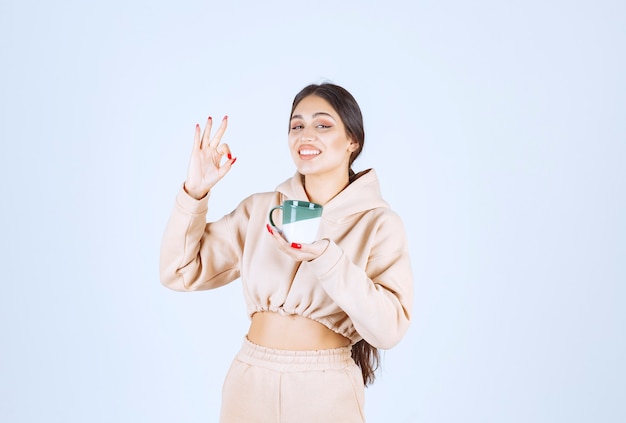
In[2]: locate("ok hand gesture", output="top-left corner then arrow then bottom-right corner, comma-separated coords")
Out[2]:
184,116 -> 236,200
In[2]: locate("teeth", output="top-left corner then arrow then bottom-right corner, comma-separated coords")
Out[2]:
300,150 -> 320,155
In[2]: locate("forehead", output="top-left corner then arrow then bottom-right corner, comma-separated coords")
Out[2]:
292,95 -> 337,118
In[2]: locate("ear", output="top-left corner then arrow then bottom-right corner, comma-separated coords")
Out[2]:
347,138 -> 359,152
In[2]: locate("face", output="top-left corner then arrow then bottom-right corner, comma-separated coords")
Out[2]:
288,95 -> 359,179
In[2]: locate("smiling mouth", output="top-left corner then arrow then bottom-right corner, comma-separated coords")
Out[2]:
299,149 -> 321,156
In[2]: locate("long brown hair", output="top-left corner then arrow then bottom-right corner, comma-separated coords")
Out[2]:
290,83 -> 380,385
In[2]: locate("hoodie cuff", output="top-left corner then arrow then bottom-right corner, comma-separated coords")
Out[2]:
307,241 -> 344,280
175,183 -> 211,214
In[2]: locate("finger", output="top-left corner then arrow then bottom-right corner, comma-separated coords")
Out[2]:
266,223 -> 279,238
193,123 -> 201,150
266,229 -> 313,262
266,223 -> 286,244
216,143 -> 232,163
209,115 -> 228,148
201,116 -> 213,149
217,152 -> 237,179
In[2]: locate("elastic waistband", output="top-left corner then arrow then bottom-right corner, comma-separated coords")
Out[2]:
237,337 -> 354,372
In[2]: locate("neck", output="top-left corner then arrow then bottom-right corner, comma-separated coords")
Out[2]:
302,171 -> 350,205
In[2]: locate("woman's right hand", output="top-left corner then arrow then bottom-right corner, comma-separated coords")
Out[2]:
184,116 -> 236,200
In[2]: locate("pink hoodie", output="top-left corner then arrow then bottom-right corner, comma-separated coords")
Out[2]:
160,169 -> 413,349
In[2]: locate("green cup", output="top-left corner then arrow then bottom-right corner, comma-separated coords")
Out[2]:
268,200 -> 323,244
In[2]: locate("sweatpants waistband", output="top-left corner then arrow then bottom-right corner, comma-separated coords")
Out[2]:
238,337 -> 354,372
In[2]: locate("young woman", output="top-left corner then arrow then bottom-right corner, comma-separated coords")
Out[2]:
160,83 -> 413,422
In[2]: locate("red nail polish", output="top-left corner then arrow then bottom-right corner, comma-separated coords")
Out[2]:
224,115 -> 228,120
231,157 -> 237,165
291,242 -> 302,249
228,153 -> 232,160
208,116 -> 212,121
266,224 -> 273,235
196,124 -> 200,129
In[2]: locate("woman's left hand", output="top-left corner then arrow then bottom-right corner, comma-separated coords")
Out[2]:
266,224 -> 330,262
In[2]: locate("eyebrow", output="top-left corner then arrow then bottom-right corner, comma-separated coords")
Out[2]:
290,112 -> 336,121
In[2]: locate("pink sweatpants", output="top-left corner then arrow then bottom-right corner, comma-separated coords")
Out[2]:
220,338 -> 365,423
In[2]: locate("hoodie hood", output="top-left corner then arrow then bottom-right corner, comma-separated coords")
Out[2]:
275,168 -> 390,224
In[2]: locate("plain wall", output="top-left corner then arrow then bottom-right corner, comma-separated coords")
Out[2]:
1,0 -> 624,421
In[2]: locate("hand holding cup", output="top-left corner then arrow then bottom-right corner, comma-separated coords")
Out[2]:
268,200 -> 323,244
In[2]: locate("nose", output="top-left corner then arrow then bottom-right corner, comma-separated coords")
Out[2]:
300,125 -> 315,142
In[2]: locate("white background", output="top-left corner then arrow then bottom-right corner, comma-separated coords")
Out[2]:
1,0 -> 624,422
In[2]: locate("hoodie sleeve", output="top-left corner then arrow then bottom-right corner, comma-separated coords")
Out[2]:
305,211 -> 413,350
159,186 -> 244,291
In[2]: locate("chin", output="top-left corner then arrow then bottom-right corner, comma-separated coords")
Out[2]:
293,162 -> 317,175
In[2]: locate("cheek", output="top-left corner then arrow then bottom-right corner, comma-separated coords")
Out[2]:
288,131 -> 300,142
287,139 -> 300,159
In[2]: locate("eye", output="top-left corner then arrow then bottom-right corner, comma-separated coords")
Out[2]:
290,120 -> 304,131
316,122 -> 332,129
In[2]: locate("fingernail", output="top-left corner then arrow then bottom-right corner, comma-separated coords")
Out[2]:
266,224 -> 273,235
224,115 -> 228,120
231,157 -> 237,165
208,116 -> 212,121
228,153 -> 232,160
196,124 -> 200,129
291,242 -> 302,249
